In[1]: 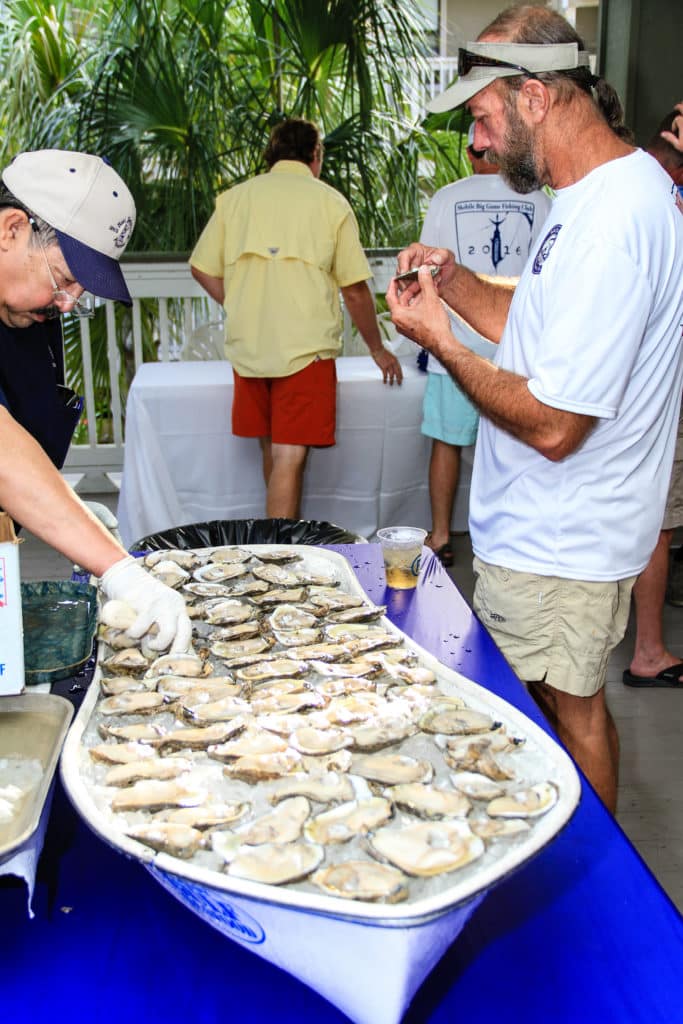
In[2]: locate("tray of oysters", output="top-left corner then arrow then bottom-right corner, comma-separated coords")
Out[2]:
61,545 -> 581,920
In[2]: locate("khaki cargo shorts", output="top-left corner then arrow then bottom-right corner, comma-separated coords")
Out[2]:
662,408 -> 683,531
472,557 -> 636,697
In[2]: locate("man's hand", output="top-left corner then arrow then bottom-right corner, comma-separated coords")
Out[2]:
395,244 -> 458,294
99,556 -> 192,653
386,265 -> 454,361
371,347 -> 403,385
661,101 -> 683,152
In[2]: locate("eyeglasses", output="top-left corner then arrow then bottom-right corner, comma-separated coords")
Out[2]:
33,230 -> 95,319
457,48 -> 539,81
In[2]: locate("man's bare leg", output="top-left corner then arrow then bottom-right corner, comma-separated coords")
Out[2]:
527,679 -> 619,813
427,439 -> 461,552
628,528 -> 680,679
263,441 -> 309,519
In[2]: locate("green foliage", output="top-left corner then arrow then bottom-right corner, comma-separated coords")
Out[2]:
0,1 -> 469,441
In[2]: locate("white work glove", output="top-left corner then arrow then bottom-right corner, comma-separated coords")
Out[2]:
99,556 -> 192,653
84,501 -> 122,543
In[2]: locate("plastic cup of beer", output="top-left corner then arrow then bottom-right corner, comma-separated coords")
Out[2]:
377,527 -> 427,589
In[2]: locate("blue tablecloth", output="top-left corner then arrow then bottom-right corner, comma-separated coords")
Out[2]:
2,546 -> 682,1022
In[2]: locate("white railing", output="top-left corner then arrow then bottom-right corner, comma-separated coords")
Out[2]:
402,56 -> 459,121
63,251 -> 400,489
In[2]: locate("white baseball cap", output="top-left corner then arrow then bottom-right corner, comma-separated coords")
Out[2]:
428,41 -> 593,114
2,150 -> 136,304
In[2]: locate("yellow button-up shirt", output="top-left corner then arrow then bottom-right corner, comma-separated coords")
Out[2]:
190,161 -> 372,377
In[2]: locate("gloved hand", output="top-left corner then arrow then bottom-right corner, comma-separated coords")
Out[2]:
84,501 -> 122,543
99,556 -> 192,653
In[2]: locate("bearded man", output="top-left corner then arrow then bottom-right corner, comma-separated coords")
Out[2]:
386,5 -> 683,812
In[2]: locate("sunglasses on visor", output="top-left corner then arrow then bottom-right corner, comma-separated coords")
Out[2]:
457,48 -> 539,80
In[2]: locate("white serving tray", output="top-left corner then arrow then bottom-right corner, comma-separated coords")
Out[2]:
61,545 -> 581,1024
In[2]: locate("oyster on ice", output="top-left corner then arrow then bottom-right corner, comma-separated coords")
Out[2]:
304,797 -> 393,845
486,782 -> 558,819
386,782 -> 471,820
228,841 -> 324,885
311,861 -> 408,903
127,822 -> 202,859
267,771 -> 355,805
111,780 -> 205,813
351,753 -> 434,785
368,820 -> 484,877
238,796 -> 311,845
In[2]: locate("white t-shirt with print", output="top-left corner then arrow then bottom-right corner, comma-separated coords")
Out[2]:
470,149 -> 683,581
421,174 -> 551,374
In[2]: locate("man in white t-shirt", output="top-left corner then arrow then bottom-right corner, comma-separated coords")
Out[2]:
387,6 -> 683,813
420,124 -> 550,565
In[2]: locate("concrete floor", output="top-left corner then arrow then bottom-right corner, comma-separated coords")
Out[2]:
19,498 -> 683,912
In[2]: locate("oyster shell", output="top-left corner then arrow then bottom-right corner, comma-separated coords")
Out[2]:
99,675 -> 157,697
450,771 -> 506,802
162,802 -> 250,829
127,822 -> 202,859
311,861 -> 408,903
308,658 -> 377,679
253,548 -> 301,564
111,780 -> 205,813
301,749 -> 354,775
347,717 -> 418,751
236,659 -> 308,683
228,842 -> 324,885
155,721 -> 246,753
193,561 -> 250,583
238,796 -> 311,845
385,782 -> 470,819
250,587 -> 307,606
267,771 -> 355,805
227,579 -> 270,597
223,749 -> 303,782
100,599 -> 138,631
268,604 -> 319,632
251,564 -> 301,587
325,605 -> 386,624
99,722 -> 167,743
209,621 -> 262,641
420,706 -> 501,735
210,636 -> 275,662
470,816 -> 531,839
101,648 -> 150,676
156,676 -> 240,702
205,600 -> 254,625
368,820 -> 484,877
208,728 -> 289,760
282,642 -> 352,662
180,696 -> 251,724
149,560 -> 191,588
89,741 -> 158,765
144,549 -> 199,570
183,582 -> 233,599
251,691 -> 327,715
146,651 -> 210,678
351,753 -> 433,786
444,743 -> 515,781
486,782 -> 558,818
98,692 -> 167,717
288,726 -> 352,756
304,797 -> 392,845
104,757 -> 193,787
273,627 -> 322,648
207,546 -> 251,563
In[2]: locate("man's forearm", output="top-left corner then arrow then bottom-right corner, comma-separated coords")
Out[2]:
434,337 -> 594,461
340,280 -> 384,353
440,265 -> 515,343
0,409 -> 127,575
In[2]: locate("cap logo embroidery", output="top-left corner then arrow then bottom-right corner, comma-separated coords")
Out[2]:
110,216 -> 134,250
532,223 -> 562,274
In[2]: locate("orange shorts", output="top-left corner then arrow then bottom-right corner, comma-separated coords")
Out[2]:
232,358 -> 337,447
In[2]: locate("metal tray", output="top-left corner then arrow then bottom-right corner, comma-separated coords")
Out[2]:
0,693 -> 74,860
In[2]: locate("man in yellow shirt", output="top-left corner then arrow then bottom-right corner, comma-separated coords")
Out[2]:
190,118 -> 402,519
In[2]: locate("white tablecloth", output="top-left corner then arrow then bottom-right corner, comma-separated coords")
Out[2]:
117,358 -> 473,547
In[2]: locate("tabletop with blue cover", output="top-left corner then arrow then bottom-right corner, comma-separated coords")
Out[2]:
2,545 -> 682,1023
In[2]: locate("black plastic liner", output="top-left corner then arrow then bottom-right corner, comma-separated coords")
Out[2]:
130,517 -> 366,552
